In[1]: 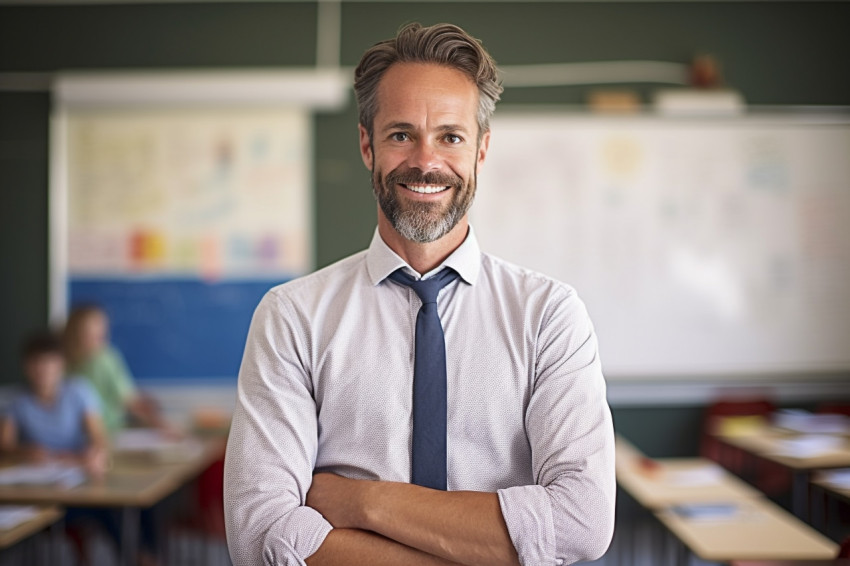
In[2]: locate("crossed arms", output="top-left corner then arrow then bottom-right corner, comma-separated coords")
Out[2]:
304,473 -> 518,565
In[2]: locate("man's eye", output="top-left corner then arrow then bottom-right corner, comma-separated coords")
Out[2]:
444,134 -> 462,144
391,132 -> 409,142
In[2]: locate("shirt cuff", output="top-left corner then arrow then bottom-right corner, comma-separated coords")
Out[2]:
497,484 -> 558,566
262,505 -> 333,565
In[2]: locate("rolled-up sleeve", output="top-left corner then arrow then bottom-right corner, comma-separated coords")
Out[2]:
225,290 -> 332,566
497,286 -> 616,566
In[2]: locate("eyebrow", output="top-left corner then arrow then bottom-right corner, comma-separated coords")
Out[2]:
380,122 -> 471,135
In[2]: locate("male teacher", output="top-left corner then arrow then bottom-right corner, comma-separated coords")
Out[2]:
225,22 -> 615,566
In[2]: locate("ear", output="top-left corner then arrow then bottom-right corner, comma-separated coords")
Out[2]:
358,124 -> 373,170
476,129 -> 491,173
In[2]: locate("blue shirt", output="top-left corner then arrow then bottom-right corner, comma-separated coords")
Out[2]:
9,379 -> 101,453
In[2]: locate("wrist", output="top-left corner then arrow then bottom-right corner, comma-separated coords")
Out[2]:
356,479 -> 381,531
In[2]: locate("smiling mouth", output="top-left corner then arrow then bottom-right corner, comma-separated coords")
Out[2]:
400,183 -> 451,195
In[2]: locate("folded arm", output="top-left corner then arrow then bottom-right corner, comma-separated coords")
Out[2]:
307,529 -> 462,566
307,473 -> 519,566
224,292 -> 334,565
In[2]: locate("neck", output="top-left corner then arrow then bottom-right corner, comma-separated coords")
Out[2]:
377,211 -> 469,275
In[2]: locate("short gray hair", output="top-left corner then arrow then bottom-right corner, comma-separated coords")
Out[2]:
354,22 -> 503,141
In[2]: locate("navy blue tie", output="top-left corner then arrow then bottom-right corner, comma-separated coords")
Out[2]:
389,267 -> 459,490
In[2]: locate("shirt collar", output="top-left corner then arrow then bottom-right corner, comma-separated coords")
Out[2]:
366,225 -> 481,287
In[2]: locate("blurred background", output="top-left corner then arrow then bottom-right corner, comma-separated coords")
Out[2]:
0,1 -> 849,565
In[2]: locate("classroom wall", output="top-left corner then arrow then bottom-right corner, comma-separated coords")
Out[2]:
2,1 -> 849,455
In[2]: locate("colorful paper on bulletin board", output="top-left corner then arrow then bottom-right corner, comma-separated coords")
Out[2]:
64,107 -> 312,381
66,107 -> 311,281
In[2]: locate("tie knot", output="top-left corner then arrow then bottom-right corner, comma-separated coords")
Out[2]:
389,267 -> 459,305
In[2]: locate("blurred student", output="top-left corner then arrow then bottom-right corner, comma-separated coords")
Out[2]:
64,304 -> 164,434
0,330 -> 107,477
3,330 -> 161,566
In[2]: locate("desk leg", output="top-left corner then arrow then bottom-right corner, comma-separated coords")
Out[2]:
675,536 -> 690,566
792,470 -> 809,519
121,507 -> 140,566
811,483 -> 825,534
827,494 -> 840,541
49,516 -> 65,566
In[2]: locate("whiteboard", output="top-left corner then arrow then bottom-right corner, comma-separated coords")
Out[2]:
474,112 -> 850,378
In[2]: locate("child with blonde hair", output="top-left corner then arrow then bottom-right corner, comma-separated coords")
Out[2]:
64,304 -> 164,435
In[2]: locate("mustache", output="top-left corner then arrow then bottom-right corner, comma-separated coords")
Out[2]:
384,167 -> 463,189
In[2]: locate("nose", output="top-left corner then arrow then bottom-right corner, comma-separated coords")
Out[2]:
407,138 -> 441,171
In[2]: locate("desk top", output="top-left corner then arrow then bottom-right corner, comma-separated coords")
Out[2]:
655,498 -> 838,562
0,506 -> 63,549
617,456 -> 762,509
0,437 -> 224,508
716,427 -> 850,470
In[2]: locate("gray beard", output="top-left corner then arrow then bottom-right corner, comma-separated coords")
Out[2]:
372,166 -> 475,244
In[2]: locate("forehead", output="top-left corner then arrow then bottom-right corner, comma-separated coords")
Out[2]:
374,62 -> 479,128
27,352 -> 62,363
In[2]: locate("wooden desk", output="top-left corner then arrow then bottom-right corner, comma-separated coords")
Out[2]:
0,506 -> 62,550
0,438 -> 222,507
715,427 -> 850,516
0,437 -> 224,566
655,498 -> 838,562
617,457 -> 762,509
717,428 -> 850,471
732,561 -> 850,566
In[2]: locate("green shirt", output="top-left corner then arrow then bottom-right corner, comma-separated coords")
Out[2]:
74,345 -> 136,435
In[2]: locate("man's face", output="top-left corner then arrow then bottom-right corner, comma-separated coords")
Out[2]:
360,62 -> 490,243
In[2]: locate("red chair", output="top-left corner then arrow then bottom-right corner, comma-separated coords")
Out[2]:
818,403 -> 850,418
840,533 -> 850,558
701,398 -> 791,495
701,398 -> 775,469
166,447 -> 228,564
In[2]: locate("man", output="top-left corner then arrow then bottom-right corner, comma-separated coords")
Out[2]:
225,22 -> 615,566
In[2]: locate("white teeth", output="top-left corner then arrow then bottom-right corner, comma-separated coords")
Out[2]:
404,184 -> 449,194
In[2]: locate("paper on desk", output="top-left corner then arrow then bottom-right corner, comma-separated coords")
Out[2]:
0,506 -> 40,530
671,502 -> 739,521
112,429 -> 202,462
113,429 -> 173,451
774,409 -> 850,435
0,463 -> 85,489
773,434 -> 843,458
821,468 -> 850,489
665,464 -> 724,486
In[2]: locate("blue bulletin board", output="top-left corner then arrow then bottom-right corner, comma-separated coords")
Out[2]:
69,278 -> 288,380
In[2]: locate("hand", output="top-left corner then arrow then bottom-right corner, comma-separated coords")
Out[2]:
158,421 -> 184,440
21,445 -> 49,464
82,446 -> 108,480
306,472 -> 371,530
